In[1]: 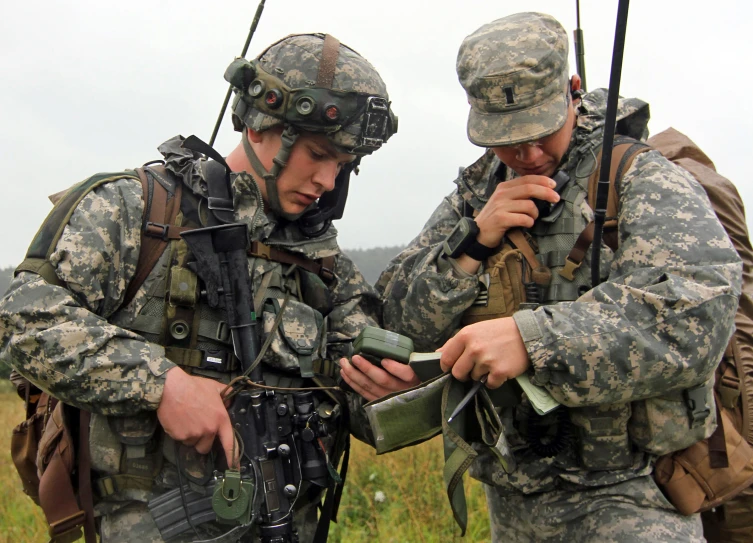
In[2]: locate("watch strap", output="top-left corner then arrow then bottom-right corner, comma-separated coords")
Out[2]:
464,239 -> 496,261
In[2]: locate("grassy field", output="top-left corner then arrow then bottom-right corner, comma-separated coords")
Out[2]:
0,380 -> 490,543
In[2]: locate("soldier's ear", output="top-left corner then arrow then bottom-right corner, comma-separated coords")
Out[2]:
246,128 -> 264,144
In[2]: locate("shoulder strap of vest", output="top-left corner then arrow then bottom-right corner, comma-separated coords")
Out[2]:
560,139 -> 651,281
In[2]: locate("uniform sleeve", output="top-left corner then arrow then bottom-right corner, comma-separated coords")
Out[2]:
0,179 -> 175,415
375,190 -> 481,351
513,150 -> 742,406
325,252 -> 381,360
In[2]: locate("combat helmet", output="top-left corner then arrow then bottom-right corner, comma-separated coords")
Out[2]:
225,33 -> 398,233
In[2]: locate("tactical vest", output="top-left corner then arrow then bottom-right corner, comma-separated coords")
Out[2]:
12,163 -> 348,527
459,135 -> 716,472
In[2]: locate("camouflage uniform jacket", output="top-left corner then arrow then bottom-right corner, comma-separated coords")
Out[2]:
0,136 -> 379,502
376,90 -> 743,494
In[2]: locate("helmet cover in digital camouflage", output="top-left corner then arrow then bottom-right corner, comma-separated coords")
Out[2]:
227,33 -> 396,156
456,12 -> 570,147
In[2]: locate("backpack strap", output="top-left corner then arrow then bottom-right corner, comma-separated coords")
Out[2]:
559,139 -> 651,281
122,166 -> 193,307
15,172 -> 142,286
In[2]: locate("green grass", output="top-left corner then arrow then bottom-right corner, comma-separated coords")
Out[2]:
0,383 -> 489,542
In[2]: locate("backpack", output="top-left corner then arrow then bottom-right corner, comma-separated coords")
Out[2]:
574,127 -> 753,515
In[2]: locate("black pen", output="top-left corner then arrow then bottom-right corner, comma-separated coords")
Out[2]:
447,374 -> 488,423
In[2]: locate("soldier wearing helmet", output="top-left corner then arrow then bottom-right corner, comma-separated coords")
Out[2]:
0,32 -> 413,542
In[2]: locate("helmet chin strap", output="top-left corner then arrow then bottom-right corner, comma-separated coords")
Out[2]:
241,125 -> 305,221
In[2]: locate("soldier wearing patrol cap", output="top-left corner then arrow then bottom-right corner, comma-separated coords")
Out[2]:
343,12 -> 742,542
0,32 -> 411,542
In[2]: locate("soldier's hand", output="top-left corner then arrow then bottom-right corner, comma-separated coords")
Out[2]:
438,317 -> 530,389
157,367 -> 239,467
339,355 -> 421,402
474,176 -> 560,248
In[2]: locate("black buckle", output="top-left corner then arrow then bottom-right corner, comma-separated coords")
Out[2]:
207,197 -> 234,212
684,385 -> 711,428
145,222 -> 169,241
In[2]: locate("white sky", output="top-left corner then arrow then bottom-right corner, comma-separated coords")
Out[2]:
1,0 -> 751,268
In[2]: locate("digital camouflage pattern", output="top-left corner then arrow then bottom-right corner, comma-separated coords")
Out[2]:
376,88 -> 741,539
456,13 -> 570,147
484,476 -> 704,542
0,135 -> 381,540
234,33 -> 391,152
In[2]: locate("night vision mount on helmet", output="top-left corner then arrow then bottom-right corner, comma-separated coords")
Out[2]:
225,33 -> 397,235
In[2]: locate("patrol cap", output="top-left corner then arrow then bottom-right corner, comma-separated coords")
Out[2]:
456,12 -> 570,147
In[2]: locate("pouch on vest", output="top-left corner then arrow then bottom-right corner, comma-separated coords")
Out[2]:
258,264 -> 327,377
463,230 -> 551,325
570,402 -> 634,470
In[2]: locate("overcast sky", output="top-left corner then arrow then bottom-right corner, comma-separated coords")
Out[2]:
2,0 -> 751,269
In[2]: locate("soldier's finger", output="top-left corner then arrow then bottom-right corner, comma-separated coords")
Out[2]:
195,431 -> 217,456
495,183 -> 560,203
339,360 -> 379,401
497,175 -> 555,189
381,358 -> 419,384
438,337 -> 464,372
216,414 -> 238,468
450,349 -> 474,382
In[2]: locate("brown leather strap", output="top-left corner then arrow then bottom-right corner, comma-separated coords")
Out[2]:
78,410 -> 96,543
561,142 -> 652,280
124,167 -> 192,307
708,402 -> 730,469
248,241 -> 335,282
316,34 -> 340,89
39,424 -> 85,542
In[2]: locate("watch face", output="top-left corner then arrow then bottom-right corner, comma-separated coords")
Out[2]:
443,218 -> 473,258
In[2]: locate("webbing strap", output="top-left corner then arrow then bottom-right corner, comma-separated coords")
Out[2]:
14,258 -> 64,287
94,474 -> 154,497
248,241 -> 335,282
506,229 -> 551,286
506,230 -> 542,276
77,410 -> 96,543
316,34 -> 340,89
165,346 -> 204,368
38,406 -> 87,543
440,378 -> 477,537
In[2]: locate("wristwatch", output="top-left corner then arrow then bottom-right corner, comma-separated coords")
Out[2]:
443,217 -> 496,260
